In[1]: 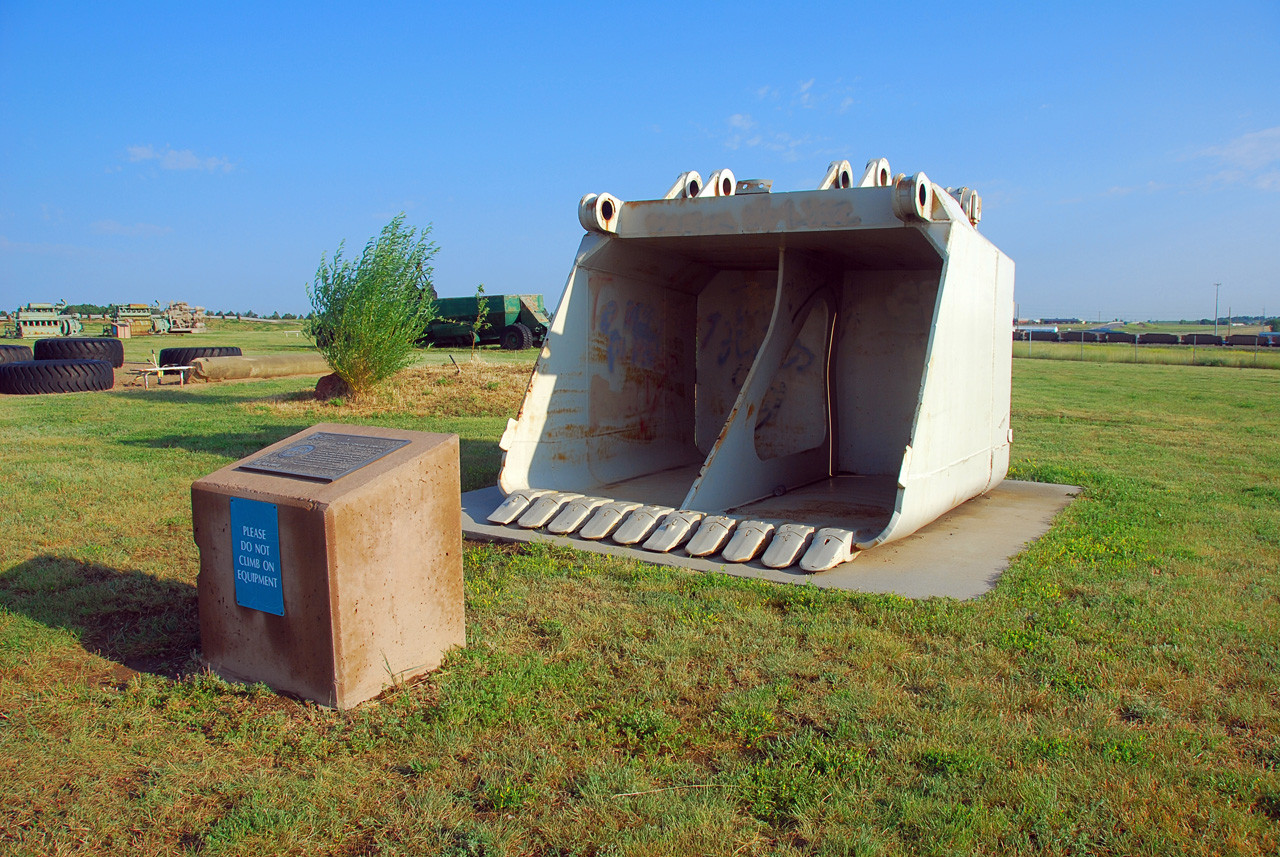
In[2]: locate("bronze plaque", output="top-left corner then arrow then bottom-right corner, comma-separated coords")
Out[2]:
239,432 -> 410,482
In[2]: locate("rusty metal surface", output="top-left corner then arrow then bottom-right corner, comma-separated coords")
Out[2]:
496,158 -> 1014,559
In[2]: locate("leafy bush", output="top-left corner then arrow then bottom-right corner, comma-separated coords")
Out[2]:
307,215 -> 437,397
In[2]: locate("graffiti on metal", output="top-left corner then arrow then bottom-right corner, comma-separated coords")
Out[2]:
493,158 -> 1012,571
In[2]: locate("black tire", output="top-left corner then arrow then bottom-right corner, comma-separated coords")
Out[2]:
0,344 -> 34,365
0,359 -> 115,395
34,337 -> 125,368
158,346 -> 242,367
500,323 -> 534,351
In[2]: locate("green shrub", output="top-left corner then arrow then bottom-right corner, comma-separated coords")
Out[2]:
307,214 -> 437,397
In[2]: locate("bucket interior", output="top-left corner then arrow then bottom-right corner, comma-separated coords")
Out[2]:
569,228 -> 943,527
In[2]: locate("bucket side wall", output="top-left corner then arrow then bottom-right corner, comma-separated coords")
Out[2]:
869,221 -> 1014,546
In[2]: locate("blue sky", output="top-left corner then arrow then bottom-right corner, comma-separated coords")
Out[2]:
1,1 -> 1277,320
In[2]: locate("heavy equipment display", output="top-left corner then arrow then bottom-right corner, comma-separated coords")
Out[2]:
103,301 -> 208,335
4,302 -> 83,338
421,294 -> 550,349
481,158 -> 1014,573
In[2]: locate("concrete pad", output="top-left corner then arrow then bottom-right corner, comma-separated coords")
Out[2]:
193,423 -> 464,709
461,481 -> 1079,600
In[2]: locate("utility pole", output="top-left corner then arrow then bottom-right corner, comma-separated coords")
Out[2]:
1214,283 -> 1221,338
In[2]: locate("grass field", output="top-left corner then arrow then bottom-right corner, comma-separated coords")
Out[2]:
1015,339 -> 1280,371
99,319 -> 540,376
1,348 -> 1277,854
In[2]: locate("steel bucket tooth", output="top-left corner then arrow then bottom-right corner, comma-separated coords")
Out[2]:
612,505 -> 673,546
488,489 -> 551,525
685,515 -> 738,557
721,520 -> 775,563
547,496 -> 611,535
642,510 -> 704,553
578,501 -> 642,540
761,524 -> 816,569
518,492 -> 583,529
800,528 -> 859,572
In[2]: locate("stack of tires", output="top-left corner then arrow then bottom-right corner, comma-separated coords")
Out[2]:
157,346 -> 243,382
157,346 -> 242,367
0,337 -> 123,395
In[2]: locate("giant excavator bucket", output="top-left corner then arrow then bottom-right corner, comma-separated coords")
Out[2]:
489,159 -> 1013,572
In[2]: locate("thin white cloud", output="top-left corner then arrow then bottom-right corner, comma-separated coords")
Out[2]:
1198,127 -> 1280,191
796,78 -> 816,108
725,113 -> 762,150
1203,127 -> 1280,170
41,204 -> 65,222
762,131 -> 813,162
751,78 -> 859,113
91,220 -> 172,237
127,144 -> 233,173
721,113 -> 812,161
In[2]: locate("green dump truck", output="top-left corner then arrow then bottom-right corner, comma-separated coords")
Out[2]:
422,294 -> 550,350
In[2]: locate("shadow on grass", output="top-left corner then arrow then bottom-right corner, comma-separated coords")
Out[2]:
108,385 -> 318,406
122,425 -> 310,460
460,438 -> 502,492
0,556 -> 197,679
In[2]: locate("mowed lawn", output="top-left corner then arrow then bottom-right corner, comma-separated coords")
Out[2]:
107,319 -> 544,369
0,355 -> 1277,855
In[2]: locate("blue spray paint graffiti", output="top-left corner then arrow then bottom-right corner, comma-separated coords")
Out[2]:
700,305 -> 768,368
597,298 -> 660,373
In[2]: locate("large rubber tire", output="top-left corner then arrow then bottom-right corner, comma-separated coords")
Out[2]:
0,359 -> 115,395
500,323 -> 534,351
34,337 -> 125,368
0,344 -> 34,365
158,346 -> 242,367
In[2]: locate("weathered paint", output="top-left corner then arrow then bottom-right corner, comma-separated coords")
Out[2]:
494,161 -> 1013,568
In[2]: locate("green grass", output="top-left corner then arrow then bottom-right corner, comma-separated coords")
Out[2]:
1,346 -> 1278,854
1016,339 -> 1280,370
110,318 -> 539,368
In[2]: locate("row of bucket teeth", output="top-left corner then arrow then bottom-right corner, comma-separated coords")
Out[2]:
487,490 -> 859,572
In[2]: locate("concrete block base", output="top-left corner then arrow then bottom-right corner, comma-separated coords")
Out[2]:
193,423 -> 464,709
461,481 -> 1078,600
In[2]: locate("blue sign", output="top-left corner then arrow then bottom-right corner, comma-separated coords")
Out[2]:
230,497 -> 284,615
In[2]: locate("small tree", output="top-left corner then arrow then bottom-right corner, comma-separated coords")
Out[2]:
470,283 -> 489,356
307,214 -> 438,397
